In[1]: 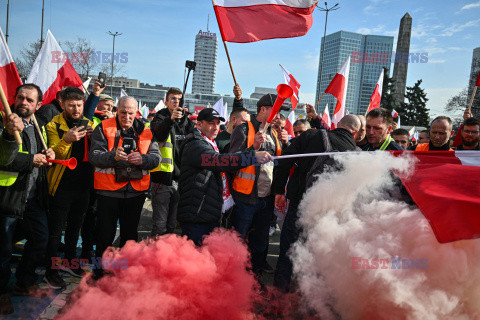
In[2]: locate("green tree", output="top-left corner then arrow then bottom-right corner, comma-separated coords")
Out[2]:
397,79 -> 430,127
380,67 -> 396,110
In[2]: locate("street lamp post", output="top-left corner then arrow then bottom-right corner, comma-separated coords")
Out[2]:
108,31 -> 122,96
316,2 -> 340,113
40,0 -> 45,45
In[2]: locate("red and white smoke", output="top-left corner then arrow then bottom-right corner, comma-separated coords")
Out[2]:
59,230 -> 256,320
292,152 -> 480,319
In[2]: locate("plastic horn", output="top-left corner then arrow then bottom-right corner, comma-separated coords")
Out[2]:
46,157 -> 77,170
266,84 -> 294,124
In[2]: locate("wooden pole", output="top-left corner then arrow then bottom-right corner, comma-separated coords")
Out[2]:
467,86 -> 478,112
82,83 -> 89,95
364,102 -> 371,117
222,40 -> 238,86
0,82 -> 22,144
31,113 -> 48,150
314,92 -> 325,111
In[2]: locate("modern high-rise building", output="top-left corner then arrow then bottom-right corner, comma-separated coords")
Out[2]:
392,13 -> 413,108
192,29 -> 218,94
468,47 -> 480,118
315,31 -> 394,115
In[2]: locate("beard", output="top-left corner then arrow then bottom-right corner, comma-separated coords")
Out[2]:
14,105 -> 33,119
462,137 -> 479,147
64,112 -> 83,125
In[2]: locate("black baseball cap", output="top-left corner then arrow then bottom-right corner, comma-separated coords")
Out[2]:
197,108 -> 225,122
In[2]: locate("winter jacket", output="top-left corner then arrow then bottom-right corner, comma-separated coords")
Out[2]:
229,115 -> 281,204
89,117 -> 160,198
177,130 -> 255,224
0,119 -> 19,166
35,99 -> 62,124
150,108 -> 195,185
0,118 -> 49,218
272,128 -> 358,204
46,113 -> 95,196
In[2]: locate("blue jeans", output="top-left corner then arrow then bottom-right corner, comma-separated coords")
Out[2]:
181,222 -> 218,246
0,198 -> 49,292
274,202 -> 300,292
232,195 -> 274,277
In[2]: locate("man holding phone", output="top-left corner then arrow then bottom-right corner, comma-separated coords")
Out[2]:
44,86 -> 95,289
150,87 -> 194,237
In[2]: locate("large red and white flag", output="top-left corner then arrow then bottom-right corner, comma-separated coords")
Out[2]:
0,26 -> 22,108
212,0 -> 318,43
326,56 -> 350,128
366,69 -> 384,114
393,150 -> 480,243
321,104 -> 332,130
280,65 -> 301,110
27,30 -> 82,105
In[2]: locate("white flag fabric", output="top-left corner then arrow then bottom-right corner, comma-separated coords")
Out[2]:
212,97 -> 227,124
154,99 -> 165,112
120,89 -> 128,97
81,77 -> 92,93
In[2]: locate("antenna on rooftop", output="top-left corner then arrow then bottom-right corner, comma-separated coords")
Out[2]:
207,14 -> 210,32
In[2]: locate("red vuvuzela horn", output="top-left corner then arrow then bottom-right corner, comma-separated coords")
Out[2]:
266,84 -> 294,124
46,157 -> 77,170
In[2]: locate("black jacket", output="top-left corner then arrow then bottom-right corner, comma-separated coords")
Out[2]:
35,99 -> 62,124
150,108 -> 194,185
177,131 -> 255,224
0,119 -> 49,218
272,128 -> 358,204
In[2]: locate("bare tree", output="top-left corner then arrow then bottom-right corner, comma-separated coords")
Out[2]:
15,40 -> 42,78
63,37 -> 97,80
444,88 -> 469,128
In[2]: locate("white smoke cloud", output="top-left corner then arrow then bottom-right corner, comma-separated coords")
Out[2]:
291,152 -> 480,319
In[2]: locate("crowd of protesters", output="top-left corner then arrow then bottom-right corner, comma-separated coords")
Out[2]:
0,80 -> 479,314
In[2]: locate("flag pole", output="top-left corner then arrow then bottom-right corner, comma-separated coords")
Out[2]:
467,86 -> 478,112
364,102 -> 371,117
0,82 -> 22,144
314,93 -> 325,110
222,40 -> 238,86
31,114 -> 48,150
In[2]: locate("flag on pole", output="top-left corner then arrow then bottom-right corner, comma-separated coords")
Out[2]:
212,97 -> 227,124
321,104 -> 332,130
394,150 -> 480,243
280,65 -> 301,110
366,69 -> 384,114
212,0 -> 318,43
285,109 -> 295,137
391,109 -> 398,117
154,99 -> 165,112
27,30 -> 82,105
0,26 -> 22,108
326,56 -> 350,128
120,89 -> 128,97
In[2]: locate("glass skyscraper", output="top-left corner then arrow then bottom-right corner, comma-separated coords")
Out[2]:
192,30 -> 218,94
315,31 -> 394,115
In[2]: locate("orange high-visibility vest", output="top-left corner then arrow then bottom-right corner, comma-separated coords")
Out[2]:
415,143 -> 453,151
94,117 -> 153,192
232,121 -> 282,195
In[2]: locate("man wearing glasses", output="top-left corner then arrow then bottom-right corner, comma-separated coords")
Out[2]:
457,116 -> 480,150
150,88 -> 195,237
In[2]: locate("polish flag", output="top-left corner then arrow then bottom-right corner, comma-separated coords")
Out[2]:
0,26 -> 22,108
326,56 -> 350,128
366,69 -> 384,114
391,109 -> 398,117
285,109 -> 295,137
393,150 -> 480,243
321,104 -> 332,130
476,70 -> 480,87
27,30 -> 83,105
280,65 -> 301,110
212,0 -> 318,43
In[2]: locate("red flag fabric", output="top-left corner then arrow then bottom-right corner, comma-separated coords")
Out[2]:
452,124 -> 464,148
280,65 -> 301,110
391,109 -> 398,117
476,71 -> 480,87
27,30 -> 82,105
393,150 -> 480,243
325,56 -> 350,127
0,27 -> 22,108
366,69 -> 384,114
321,104 -> 332,130
212,0 -> 317,43
285,110 -> 295,137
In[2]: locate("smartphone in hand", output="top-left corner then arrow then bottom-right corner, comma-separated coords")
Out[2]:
78,119 -> 89,131
122,137 -> 134,154
98,72 -> 107,88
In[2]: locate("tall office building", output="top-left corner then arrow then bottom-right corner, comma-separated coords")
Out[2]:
315,31 -> 394,115
392,13 -> 413,107
192,29 -> 218,94
468,47 -> 480,118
